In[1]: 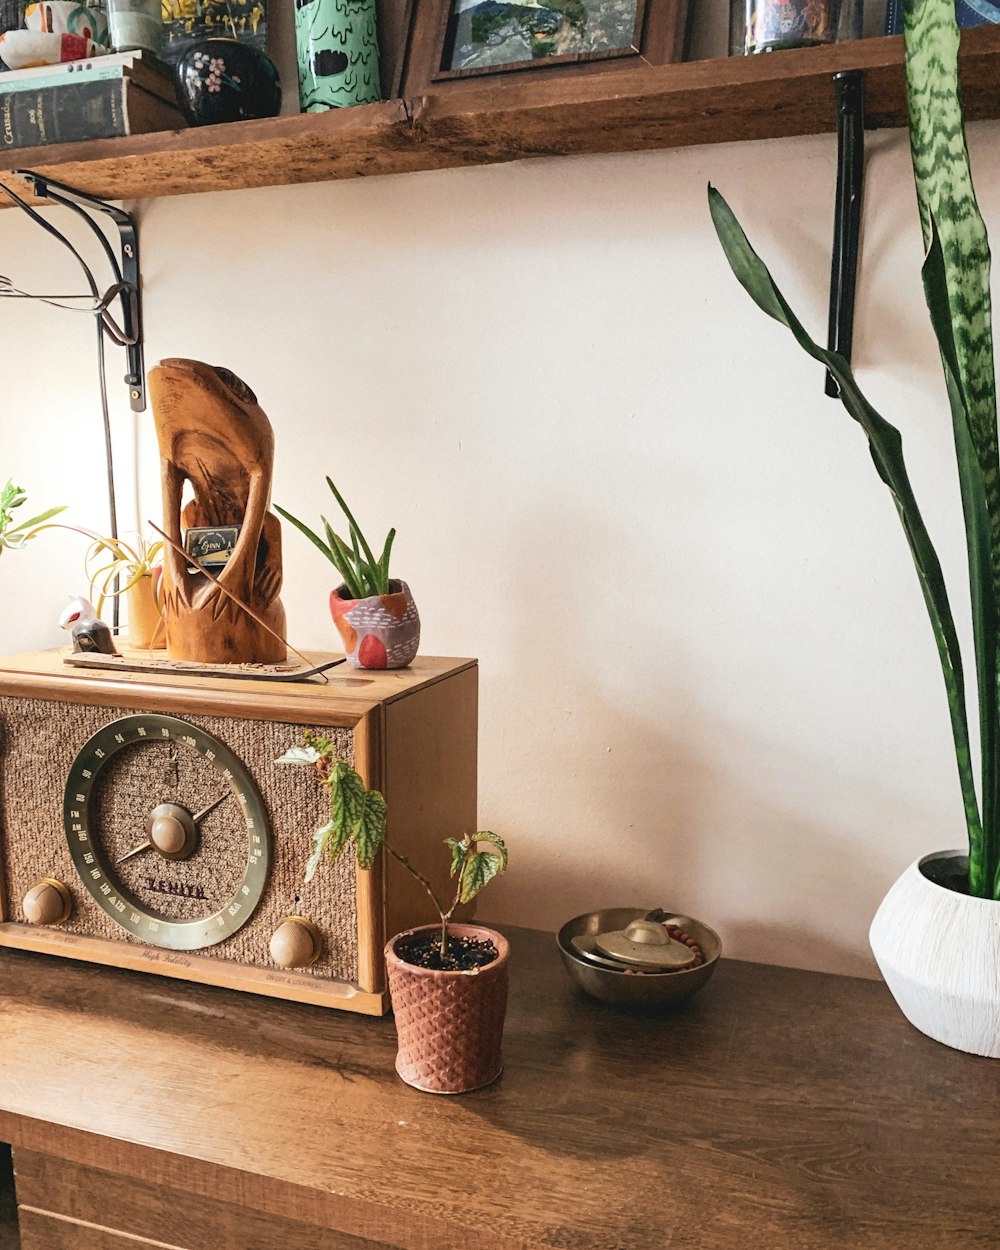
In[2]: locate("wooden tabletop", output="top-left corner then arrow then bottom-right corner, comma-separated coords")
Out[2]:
0,929 -> 995,1250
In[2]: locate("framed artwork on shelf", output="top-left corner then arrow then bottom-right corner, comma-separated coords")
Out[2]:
401,0 -> 689,96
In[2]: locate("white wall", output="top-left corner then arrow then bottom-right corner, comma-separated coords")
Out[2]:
1,3 -> 993,978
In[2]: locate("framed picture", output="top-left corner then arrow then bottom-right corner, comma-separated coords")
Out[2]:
401,0 -> 689,96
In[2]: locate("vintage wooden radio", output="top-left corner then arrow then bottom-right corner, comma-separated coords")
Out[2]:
0,650 -> 477,1015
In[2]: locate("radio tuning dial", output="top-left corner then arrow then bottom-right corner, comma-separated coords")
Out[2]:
23,879 -> 72,926
270,916 -> 322,969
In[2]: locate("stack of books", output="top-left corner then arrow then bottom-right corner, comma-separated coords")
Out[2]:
0,51 -> 185,150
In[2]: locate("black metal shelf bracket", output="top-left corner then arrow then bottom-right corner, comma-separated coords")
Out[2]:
826,69 -> 866,398
12,169 -> 145,412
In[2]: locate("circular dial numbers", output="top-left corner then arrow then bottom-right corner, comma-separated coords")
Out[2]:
64,714 -> 272,951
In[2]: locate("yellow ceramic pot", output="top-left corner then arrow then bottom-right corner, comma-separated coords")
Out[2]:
127,572 -> 165,649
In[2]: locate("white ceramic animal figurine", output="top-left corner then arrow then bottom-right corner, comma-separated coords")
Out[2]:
58,596 -> 116,655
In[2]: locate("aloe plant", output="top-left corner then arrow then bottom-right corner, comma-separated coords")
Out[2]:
277,732 -> 507,956
275,478 -> 395,599
710,0 -> 1000,897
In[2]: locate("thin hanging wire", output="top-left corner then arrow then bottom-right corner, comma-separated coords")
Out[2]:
0,181 -> 139,631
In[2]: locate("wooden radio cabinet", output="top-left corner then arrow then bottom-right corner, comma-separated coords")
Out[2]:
0,650 -> 477,1016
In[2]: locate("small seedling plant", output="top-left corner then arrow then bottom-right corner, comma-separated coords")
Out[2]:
275,478 -> 396,599
0,480 -> 66,557
277,732 -> 507,962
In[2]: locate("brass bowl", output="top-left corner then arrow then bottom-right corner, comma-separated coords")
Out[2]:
557,907 -> 722,1009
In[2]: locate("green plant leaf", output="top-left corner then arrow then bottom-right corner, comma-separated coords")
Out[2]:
326,477 -> 380,574
906,0 -> 1000,897
709,183 -> 984,871
355,788 -> 387,869
9,504 -> 67,532
923,219 -> 998,895
445,836 -> 468,877
472,831 -> 508,872
331,761 -> 366,837
459,849 -> 503,904
275,744 -> 322,765
378,528 -> 396,594
322,518 -> 365,598
274,505 -> 336,567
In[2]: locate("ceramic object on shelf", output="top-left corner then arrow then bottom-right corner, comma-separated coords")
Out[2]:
557,908 -> 721,1009
107,0 -> 161,53
870,850 -> 1000,1058
329,578 -> 419,670
295,0 -> 380,111
729,0 -> 862,54
126,572 -> 165,649
175,38 -> 280,126
385,923 -> 509,1094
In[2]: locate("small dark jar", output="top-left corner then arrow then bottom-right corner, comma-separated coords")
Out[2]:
175,38 -> 281,126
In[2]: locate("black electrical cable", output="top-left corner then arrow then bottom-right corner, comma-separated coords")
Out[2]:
0,179 -> 139,630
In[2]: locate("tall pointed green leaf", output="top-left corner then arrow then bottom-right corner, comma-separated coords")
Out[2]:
905,0 -> 998,595
906,0 -> 1000,895
709,185 -> 983,863
923,221 -> 997,895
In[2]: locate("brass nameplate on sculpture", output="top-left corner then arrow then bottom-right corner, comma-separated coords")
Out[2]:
0,649 -> 478,1015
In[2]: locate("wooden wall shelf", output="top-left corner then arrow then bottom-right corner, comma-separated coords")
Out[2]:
2,26 -> 1000,205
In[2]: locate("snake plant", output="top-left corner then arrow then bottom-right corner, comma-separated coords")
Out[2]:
710,0 -> 1000,897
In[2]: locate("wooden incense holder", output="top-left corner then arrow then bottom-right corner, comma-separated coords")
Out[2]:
149,360 -> 286,664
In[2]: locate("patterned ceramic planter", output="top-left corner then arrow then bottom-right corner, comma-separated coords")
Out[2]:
329,579 -> 419,670
870,850 -> 1000,1058
385,924 -> 509,1094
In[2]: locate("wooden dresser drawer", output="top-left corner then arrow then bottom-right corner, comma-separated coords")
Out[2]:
13,1150 -> 393,1250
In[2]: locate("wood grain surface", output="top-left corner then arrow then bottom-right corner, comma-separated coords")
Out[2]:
2,28 -> 1000,204
0,930 -> 997,1249
0,650 -> 475,725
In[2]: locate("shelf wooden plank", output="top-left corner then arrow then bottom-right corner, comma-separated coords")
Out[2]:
1,25 -> 999,205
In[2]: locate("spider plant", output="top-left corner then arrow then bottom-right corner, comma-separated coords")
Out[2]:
710,0 -> 1000,897
0,479 -> 66,556
84,533 -> 163,618
275,478 -> 395,599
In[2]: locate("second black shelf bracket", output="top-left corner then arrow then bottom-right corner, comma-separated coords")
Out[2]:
826,68 -> 866,398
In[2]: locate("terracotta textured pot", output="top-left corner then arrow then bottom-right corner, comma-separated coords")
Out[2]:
329,578 -> 420,669
870,850 -> 1000,1058
385,923 -> 509,1094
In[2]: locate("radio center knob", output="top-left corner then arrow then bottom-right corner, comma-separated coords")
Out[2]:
146,803 -> 198,860
270,916 -> 322,969
150,814 -> 187,855
23,879 -> 72,926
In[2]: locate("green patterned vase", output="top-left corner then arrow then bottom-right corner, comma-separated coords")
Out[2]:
295,0 -> 380,111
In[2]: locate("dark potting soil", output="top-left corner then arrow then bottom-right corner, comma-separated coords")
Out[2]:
396,933 -> 498,972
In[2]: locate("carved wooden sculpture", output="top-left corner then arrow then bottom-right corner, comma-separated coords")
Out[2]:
149,359 -> 286,664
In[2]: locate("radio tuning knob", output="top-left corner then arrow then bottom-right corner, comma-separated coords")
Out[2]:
269,916 -> 322,969
23,879 -> 72,926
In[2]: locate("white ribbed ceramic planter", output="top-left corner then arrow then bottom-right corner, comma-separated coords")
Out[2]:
870,850 -> 1000,1058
